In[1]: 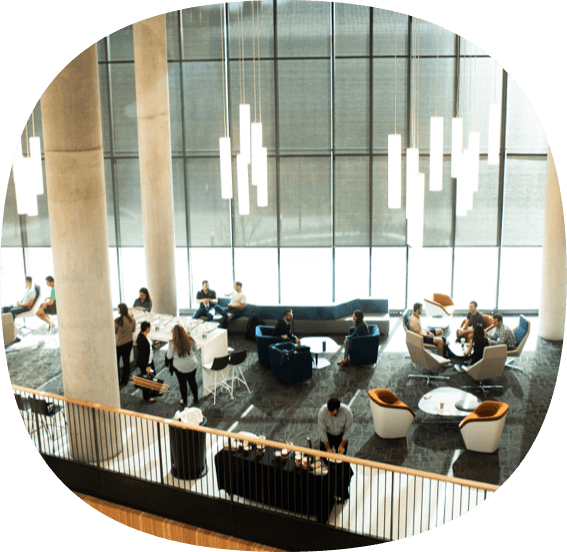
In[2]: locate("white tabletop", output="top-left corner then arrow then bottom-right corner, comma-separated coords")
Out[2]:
300,336 -> 340,355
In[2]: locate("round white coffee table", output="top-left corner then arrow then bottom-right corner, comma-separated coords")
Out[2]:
300,336 -> 340,369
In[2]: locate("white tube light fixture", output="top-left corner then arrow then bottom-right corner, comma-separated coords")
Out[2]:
405,147 -> 419,219
469,131 -> 480,193
451,117 -> 463,178
250,122 -> 262,185
219,137 -> 233,199
257,147 -> 268,207
239,104 -> 250,165
429,116 -> 444,191
237,154 -> 250,215
488,103 -> 501,165
28,136 -> 44,195
13,140 -> 37,216
388,134 -> 402,208
407,172 -> 425,248
456,149 -> 473,215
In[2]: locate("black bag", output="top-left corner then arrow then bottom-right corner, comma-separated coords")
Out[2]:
245,316 -> 265,341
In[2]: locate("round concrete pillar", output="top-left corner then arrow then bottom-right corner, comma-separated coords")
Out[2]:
539,147 -> 566,340
133,15 -> 178,316
41,45 -> 121,461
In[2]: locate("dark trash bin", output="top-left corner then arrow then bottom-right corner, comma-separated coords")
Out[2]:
169,415 -> 208,480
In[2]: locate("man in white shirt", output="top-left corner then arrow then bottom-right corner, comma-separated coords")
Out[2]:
2,276 -> 37,321
409,302 -> 446,357
216,281 -> 247,329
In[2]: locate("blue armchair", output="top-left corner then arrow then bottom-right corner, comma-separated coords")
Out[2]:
348,324 -> 380,366
255,325 -> 286,368
269,342 -> 313,385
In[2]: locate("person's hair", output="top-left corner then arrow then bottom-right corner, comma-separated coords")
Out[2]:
25,276 -> 32,283
472,324 -> 485,344
353,310 -> 366,327
283,308 -> 292,317
235,281 -> 242,289
172,325 -> 194,358
470,300 -> 478,308
413,302 -> 422,313
202,280 -> 208,285
46,276 -> 54,283
140,321 -> 151,333
139,287 -> 150,301
493,313 -> 503,323
116,303 -> 131,327
327,397 -> 341,412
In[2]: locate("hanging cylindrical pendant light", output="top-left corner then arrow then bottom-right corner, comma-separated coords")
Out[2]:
240,104 -> 250,164
429,116 -> 444,191
13,139 -> 36,216
451,117 -> 463,178
407,172 -> 425,248
469,131 -> 480,192
257,147 -> 268,207
237,154 -> 250,215
28,136 -> 44,195
388,134 -> 402,208
406,148 -> 419,219
219,137 -> 233,199
488,103 -> 500,165
250,122 -> 262,186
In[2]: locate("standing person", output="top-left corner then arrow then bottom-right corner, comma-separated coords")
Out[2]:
192,280 -> 217,321
135,321 -> 162,402
115,303 -> 136,386
488,313 -> 517,350
409,302 -> 446,357
338,310 -> 369,367
273,308 -> 300,345
317,397 -> 354,455
2,276 -> 37,320
456,301 -> 488,341
216,281 -> 246,329
133,287 -> 152,312
36,276 -> 56,331
167,325 -> 200,406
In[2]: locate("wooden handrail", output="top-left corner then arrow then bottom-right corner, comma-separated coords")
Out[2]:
12,384 -> 499,492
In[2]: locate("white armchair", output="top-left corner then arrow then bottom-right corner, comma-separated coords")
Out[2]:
368,389 -> 415,439
459,401 -> 509,453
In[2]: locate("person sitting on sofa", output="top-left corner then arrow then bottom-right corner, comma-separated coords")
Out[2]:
192,280 -> 217,321
273,308 -> 300,345
409,302 -> 446,357
2,276 -> 37,321
216,281 -> 246,329
338,310 -> 369,367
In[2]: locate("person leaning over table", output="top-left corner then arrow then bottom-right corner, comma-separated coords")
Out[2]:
338,310 -> 368,367
115,303 -> 136,386
273,308 -> 300,345
318,397 -> 354,455
167,324 -> 200,406
135,321 -> 162,403
133,287 -> 152,312
192,280 -> 217,321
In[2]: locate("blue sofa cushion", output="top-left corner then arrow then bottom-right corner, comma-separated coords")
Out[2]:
404,309 -> 412,330
514,318 -> 528,348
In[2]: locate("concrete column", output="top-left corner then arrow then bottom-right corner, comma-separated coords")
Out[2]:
41,45 -> 121,461
133,15 -> 178,316
539,147 -> 566,340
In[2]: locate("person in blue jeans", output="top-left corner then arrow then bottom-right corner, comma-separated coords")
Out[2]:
338,310 -> 369,367
216,281 -> 246,328
192,280 -> 217,321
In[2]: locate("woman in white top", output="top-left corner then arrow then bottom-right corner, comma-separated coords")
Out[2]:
167,325 -> 199,405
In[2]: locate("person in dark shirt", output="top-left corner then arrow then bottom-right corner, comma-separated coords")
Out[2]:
273,308 -> 300,345
338,310 -> 369,367
192,280 -> 217,321
133,287 -> 152,312
464,324 -> 489,365
456,300 -> 486,341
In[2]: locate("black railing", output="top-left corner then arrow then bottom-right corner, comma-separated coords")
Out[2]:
13,385 -> 498,545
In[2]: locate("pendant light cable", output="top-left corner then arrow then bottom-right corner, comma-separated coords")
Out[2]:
435,26 -> 439,117
257,0 -> 262,122
220,4 -> 227,137
252,0 -> 256,122
394,13 -> 397,134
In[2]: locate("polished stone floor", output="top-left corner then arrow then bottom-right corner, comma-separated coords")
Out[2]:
5,315 -> 561,486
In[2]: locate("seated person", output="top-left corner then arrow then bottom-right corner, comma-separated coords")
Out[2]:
133,287 -> 152,312
273,308 -> 300,345
192,280 -> 217,321
2,276 -> 37,321
456,300 -> 488,341
216,281 -> 246,329
455,324 -> 489,371
487,313 -> 516,350
338,310 -> 369,367
409,302 -> 446,357
36,276 -> 56,331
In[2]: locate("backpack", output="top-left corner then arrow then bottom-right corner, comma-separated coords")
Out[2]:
246,316 -> 265,341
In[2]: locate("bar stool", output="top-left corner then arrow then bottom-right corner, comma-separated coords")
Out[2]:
228,350 -> 251,396
202,355 -> 231,405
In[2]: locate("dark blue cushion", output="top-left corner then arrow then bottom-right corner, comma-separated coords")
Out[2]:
514,319 -> 528,347
404,310 -> 412,330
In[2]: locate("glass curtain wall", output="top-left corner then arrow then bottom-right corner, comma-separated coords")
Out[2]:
1,2 -> 548,312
